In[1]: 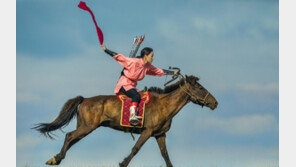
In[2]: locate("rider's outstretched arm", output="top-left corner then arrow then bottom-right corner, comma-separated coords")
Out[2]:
147,64 -> 175,76
101,44 -> 134,68
101,44 -> 118,57
105,48 -> 118,57
162,69 -> 175,75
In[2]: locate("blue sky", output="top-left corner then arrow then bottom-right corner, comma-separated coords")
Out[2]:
16,0 -> 278,166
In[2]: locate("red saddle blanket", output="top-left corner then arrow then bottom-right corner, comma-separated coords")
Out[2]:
117,91 -> 150,128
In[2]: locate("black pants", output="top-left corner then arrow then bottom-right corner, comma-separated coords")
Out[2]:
120,86 -> 141,103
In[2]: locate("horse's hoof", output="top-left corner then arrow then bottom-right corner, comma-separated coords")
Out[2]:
45,157 -> 57,165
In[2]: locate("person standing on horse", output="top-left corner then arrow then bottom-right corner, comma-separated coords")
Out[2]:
101,44 -> 177,125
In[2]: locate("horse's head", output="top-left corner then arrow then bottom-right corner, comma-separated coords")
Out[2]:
183,75 -> 218,110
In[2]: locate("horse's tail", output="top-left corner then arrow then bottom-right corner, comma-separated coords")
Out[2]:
32,96 -> 84,139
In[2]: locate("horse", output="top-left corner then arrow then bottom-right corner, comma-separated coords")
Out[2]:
33,74 -> 218,167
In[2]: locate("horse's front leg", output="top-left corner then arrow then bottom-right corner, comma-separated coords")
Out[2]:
155,133 -> 173,167
119,129 -> 152,167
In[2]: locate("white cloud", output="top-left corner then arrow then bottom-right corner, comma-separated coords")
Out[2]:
192,17 -> 217,34
154,11 -> 278,94
195,114 -> 277,135
16,46 -> 121,105
16,134 -> 42,150
233,83 -> 278,106
237,83 -> 278,94
156,19 -> 183,41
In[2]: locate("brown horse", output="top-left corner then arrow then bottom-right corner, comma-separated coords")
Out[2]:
33,75 -> 218,167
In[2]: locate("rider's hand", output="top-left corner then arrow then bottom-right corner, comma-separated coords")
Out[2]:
101,44 -> 106,51
174,70 -> 180,75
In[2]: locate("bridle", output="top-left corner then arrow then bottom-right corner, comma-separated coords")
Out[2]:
179,81 -> 209,106
163,67 -> 210,106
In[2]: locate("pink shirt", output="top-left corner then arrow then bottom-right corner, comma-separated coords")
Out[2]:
113,54 -> 166,94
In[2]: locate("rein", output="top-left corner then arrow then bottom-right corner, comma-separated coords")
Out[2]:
163,67 -> 210,105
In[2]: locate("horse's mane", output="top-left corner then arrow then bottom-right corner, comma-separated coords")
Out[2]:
148,75 -> 199,94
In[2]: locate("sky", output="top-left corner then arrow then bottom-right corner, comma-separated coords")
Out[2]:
16,0 -> 278,166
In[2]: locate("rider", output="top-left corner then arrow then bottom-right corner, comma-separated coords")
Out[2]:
101,44 -> 177,125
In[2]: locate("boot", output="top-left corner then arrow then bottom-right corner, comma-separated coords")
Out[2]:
129,102 -> 142,126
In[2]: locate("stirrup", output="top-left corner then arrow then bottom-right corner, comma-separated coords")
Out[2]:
129,117 -> 139,126
135,116 -> 142,120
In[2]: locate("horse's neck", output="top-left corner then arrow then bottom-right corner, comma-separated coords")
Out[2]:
162,84 -> 190,120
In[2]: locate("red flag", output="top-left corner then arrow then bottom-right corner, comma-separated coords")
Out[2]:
78,1 -> 104,45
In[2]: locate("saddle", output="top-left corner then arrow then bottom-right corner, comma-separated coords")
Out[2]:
116,91 -> 150,128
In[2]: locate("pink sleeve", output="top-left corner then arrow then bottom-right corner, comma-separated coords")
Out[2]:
113,54 -> 134,69
147,64 -> 165,76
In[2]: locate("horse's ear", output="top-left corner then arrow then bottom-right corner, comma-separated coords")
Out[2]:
185,75 -> 189,82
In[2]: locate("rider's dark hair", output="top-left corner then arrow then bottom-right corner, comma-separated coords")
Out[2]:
140,47 -> 153,58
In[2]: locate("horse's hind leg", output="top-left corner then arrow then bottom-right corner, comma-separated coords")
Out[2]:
45,104 -> 103,165
45,124 -> 97,165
